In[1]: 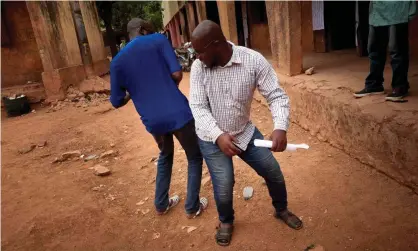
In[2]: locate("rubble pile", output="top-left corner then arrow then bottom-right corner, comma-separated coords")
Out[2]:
47,86 -> 109,112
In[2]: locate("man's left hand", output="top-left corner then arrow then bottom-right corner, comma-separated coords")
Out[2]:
270,129 -> 287,152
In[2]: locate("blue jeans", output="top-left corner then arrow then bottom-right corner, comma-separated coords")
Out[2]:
198,128 -> 288,224
152,120 -> 203,214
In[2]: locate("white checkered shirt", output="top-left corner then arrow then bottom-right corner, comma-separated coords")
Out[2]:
189,44 -> 290,151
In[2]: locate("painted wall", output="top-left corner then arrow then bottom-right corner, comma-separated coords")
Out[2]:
1,1 -> 43,88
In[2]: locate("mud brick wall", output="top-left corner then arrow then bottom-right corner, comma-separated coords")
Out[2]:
1,1 -> 43,88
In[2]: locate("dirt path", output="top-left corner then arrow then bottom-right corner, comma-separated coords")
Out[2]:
2,75 -> 418,251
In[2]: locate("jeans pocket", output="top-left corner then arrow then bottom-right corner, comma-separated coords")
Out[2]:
198,138 -> 222,156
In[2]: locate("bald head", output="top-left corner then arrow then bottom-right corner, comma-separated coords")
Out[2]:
191,20 -> 231,68
191,20 -> 225,46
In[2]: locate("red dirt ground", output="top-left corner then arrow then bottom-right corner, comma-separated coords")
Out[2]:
2,75 -> 418,251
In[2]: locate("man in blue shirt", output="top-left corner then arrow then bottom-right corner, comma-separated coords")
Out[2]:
110,18 -> 208,217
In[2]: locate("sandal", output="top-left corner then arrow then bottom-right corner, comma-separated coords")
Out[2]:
215,224 -> 234,246
275,209 -> 303,230
187,197 -> 208,219
156,195 -> 180,215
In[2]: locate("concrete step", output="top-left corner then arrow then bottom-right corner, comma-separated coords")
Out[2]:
254,73 -> 418,193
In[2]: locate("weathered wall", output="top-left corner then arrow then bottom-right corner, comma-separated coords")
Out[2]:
301,1 -> 314,52
186,2 -> 197,35
1,1 -> 43,88
249,24 -> 270,54
167,21 -> 178,48
79,1 -> 109,77
216,1 -> 238,45
27,1 -> 85,100
79,1 -> 106,64
179,8 -> 188,43
174,14 -> 182,47
195,0 -> 207,23
266,1 -> 303,76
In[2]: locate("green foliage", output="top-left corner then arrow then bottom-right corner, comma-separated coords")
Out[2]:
111,1 -> 163,32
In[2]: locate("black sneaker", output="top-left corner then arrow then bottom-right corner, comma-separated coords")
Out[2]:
353,87 -> 385,98
385,88 -> 409,102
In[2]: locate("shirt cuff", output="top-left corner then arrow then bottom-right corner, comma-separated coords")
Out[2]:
274,121 -> 289,132
209,127 -> 224,144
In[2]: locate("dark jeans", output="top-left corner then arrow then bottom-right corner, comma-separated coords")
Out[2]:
365,23 -> 409,90
198,127 -> 287,224
152,120 -> 203,214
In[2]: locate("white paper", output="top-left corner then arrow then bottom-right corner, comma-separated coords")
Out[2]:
254,140 -> 309,151
254,139 -> 273,148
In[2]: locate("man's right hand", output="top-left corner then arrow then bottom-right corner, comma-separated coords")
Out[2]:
216,133 -> 241,157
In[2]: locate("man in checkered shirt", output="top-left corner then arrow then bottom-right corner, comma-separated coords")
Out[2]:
189,20 -> 303,246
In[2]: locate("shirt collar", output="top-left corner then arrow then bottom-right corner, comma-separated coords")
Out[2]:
223,41 -> 241,67
203,41 -> 241,68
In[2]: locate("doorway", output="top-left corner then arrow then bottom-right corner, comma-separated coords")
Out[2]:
324,1 -> 369,56
247,1 -> 270,54
205,1 -> 220,25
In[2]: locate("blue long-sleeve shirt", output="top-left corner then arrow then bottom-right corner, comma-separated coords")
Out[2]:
110,33 -> 193,135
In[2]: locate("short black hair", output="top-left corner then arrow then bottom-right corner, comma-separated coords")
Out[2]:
127,18 -> 154,34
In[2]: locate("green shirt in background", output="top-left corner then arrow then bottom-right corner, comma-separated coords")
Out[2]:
369,0 -> 417,26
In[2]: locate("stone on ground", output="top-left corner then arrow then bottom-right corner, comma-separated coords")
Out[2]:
18,144 -> 36,154
60,150 -> 82,161
305,67 -> 315,75
100,150 -> 118,159
37,141 -> 47,147
305,244 -> 325,251
84,154 -> 98,161
243,186 -> 254,200
93,165 -> 111,176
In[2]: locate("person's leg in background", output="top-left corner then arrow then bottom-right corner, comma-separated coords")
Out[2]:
355,25 -> 389,97
173,120 -> 205,216
153,132 -> 177,213
386,22 -> 410,101
239,128 -> 303,230
198,138 -> 235,246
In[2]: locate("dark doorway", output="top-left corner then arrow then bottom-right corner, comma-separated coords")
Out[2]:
356,1 -> 370,56
205,1 -> 220,25
234,1 -> 245,46
324,1 -> 356,51
247,1 -> 270,54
